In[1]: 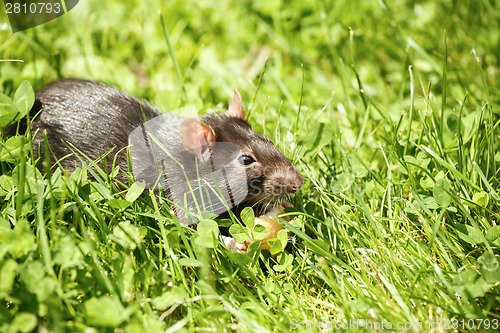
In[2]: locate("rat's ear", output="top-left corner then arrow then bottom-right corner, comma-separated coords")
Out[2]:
227,89 -> 245,119
179,118 -> 216,155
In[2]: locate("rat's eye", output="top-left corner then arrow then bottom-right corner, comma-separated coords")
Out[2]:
238,154 -> 255,166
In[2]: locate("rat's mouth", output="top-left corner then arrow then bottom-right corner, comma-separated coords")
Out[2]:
260,201 -> 292,214
246,191 -> 293,203
239,198 -> 293,216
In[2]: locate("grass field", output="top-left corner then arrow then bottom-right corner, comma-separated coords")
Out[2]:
1,0 -> 500,332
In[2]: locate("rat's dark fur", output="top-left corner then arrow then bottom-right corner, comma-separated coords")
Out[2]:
27,79 -> 159,173
25,79 -> 304,210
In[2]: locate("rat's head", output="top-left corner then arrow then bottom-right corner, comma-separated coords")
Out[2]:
180,90 -> 304,206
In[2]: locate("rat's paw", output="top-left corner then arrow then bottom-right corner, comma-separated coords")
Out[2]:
221,235 -> 249,254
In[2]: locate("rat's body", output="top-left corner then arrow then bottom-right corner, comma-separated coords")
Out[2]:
28,79 -> 303,212
29,79 -> 159,173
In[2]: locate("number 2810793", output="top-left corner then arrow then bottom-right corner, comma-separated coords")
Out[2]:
5,2 -> 62,14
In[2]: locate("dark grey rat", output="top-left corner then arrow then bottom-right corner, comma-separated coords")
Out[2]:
27,79 -> 304,214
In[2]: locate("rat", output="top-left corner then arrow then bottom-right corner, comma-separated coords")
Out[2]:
25,79 -> 304,218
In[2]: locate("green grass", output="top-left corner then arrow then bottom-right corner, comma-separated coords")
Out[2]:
1,0 -> 500,332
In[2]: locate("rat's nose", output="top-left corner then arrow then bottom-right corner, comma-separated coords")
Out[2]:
295,172 -> 304,190
288,172 -> 304,193
291,181 -> 303,192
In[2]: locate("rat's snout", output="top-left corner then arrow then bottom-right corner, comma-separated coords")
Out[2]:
271,167 -> 304,197
290,172 -> 304,192
279,167 -> 303,193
